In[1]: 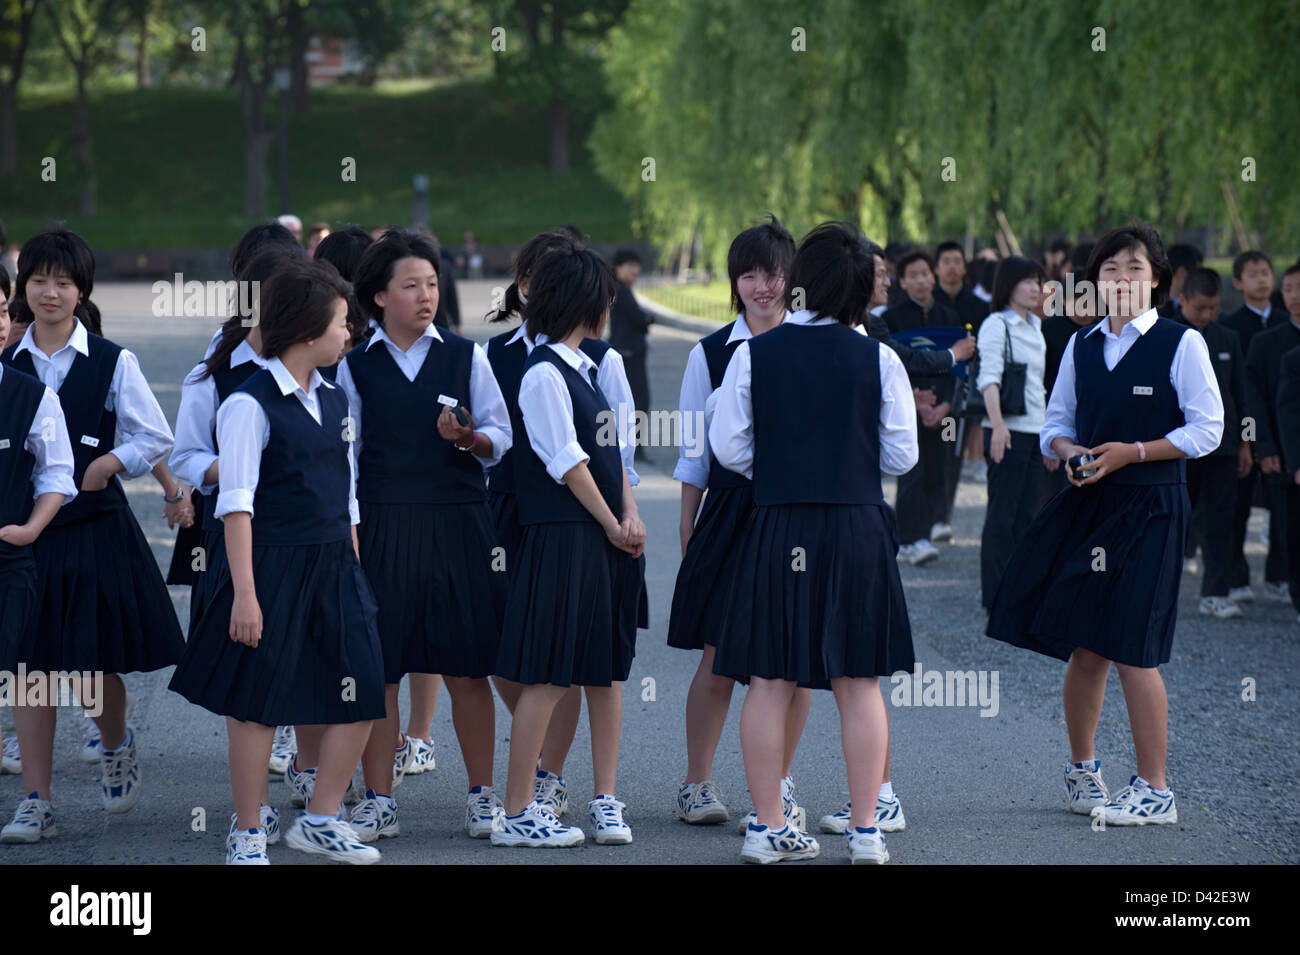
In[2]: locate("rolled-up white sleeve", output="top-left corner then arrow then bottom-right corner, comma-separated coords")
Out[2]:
169,365 -> 220,493
1040,330 -> 1082,457
1167,327 -> 1224,458
597,347 -> 639,486
975,315 -> 1007,393
673,342 -> 712,489
469,343 -> 511,470
214,393 -> 268,519
518,363 -> 588,483
708,341 -> 754,479
878,343 -> 919,475
27,387 -> 78,501
106,350 -> 174,479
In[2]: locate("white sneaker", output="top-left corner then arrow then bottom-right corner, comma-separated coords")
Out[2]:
930,522 -> 953,543
350,790 -> 400,843
677,780 -> 729,824
1,736 -> 20,774
392,735 -> 416,790
589,796 -> 632,845
739,822 -> 820,864
228,805 -> 281,845
285,759 -> 316,809
846,826 -> 890,864
1,794 -> 56,844
1064,759 -> 1108,814
534,769 -> 568,816
1183,557 -> 1201,576
406,737 -> 436,775
1090,777 -> 1178,827
1228,586 -> 1255,603
100,729 -> 141,813
226,828 -> 269,865
285,814 -> 381,864
1199,596 -> 1243,619
818,795 -> 907,834
345,775 -> 363,805
736,776 -> 806,833
490,801 -> 585,847
900,540 -> 940,566
268,726 -> 296,775
466,786 -> 504,838
1261,581 -> 1291,604
80,696 -> 132,765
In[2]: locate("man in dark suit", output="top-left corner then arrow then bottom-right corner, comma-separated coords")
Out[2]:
1275,344 -> 1300,621
609,249 -> 651,459
1157,243 -> 1203,319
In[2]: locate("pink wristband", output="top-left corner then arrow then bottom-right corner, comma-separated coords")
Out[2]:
1135,441 -> 1146,462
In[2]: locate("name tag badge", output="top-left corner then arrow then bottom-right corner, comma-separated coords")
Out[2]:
436,394 -> 459,408
0,438 -> 10,450
1132,386 -> 1154,396
80,434 -> 100,448
1218,352 -> 1231,361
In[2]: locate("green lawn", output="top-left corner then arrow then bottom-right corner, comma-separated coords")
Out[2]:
1,79 -> 633,250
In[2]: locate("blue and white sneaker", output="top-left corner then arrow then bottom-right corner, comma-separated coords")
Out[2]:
391,735 -> 417,791
406,737 -> 436,775
1091,777 -> 1178,827
285,759 -> 316,809
737,776 -> 806,833
677,780 -> 729,824
534,769 -> 568,816
1065,760 -> 1109,815
489,801 -> 584,847
268,726 -> 296,775
100,729 -> 141,813
1,794 -> 56,844
847,826 -> 890,865
80,696 -> 133,765
1,735 -> 20,774
350,790 -> 400,843
466,786 -> 503,838
228,805 -> 280,845
589,796 -> 632,845
819,795 -> 907,834
226,827 -> 269,865
739,821 -> 820,864
285,814 -> 381,864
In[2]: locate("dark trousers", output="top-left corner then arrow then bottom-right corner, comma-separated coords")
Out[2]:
1263,476 -> 1292,585
621,350 -> 650,458
897,421 -> 952,544
1287,483 -> 1300,612
980,428 -> 1041,609
1186,454 -> 1237,597
1230,467 -> 1258,588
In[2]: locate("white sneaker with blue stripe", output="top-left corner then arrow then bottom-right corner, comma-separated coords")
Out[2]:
1,735 -> 20,774
490,801 -> 584,847
1090,777 -> 1178,827
406,736 -> 436,774
80,696 -> 132,765
268,726 -> 296,775
677,780 -> 729,824
285,814 -> 381,864
350,790 -> 400,842
846,826 -> 890,865
1,794 -> 56,844
286,759 -> 316,808
392,735 -> 416,790
589,796 -> 632,844
227,828 -> 270,865
466,786 -> 503,838
740,821 -> 820,864
534,769 -> 568,816
737,776 -> 806,833
1064,760 -> 1109,814
100,729 -> 141,813
819,795 -> 907,834
228,805 -> 280,845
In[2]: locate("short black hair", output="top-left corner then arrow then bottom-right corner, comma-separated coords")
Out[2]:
1283,263 -> 1300,283
1167,243 -> 1203,274
0,267 -> 9,300
352,227 -> 441,326
488,229 -> 580,323
16,227 -> 102,335
523,245 -> 616,343
313,225 -> 373,282
555,223 -> 584,243
258,258 -> 349,360
230,222 -> 300,281
786,221 -> 875,326
1049,238 -> 1072,255
1086,222 -> 1172,308
895,248 -> 935,279
935,240 -> 965,261
883,241 -> 910,263
990,256 -> 1045,313
612,248 -> 642,268
727,214 -> 795,314
1232,250 -> 1273,279
1181,267 -> 1222,301
1068,242 -> 1094,270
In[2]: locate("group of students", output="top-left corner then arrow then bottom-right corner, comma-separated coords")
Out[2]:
0,210 -> 1280,865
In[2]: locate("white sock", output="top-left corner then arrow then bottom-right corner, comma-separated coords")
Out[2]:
879,781 -> 894,800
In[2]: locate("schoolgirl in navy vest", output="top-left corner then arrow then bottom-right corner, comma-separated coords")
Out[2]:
986,224 -> 1224,828
0,288 -> 77,845
0,229 -> 182,834
337,228 -> 513,841
492,245 -> 646,849
169,258 -> 386,865
709,222 -> 919,865
485,229 -> 644,821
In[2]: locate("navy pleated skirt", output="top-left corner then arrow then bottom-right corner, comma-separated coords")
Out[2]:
667,485 -> 753,650
169,538 -> 386,725
711,502 -> 914,689
487,489 -> 523,574
496,521 -> 645,687
986,482 -> 1189,668
12,506 -> 184,674
358,500 -> 506,682
164,489 -> 206,586
185,523 -> 226,638
0,544 -> 37,670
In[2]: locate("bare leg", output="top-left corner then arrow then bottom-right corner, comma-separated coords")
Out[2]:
360,683 -> 400,797
89,674 -> 127,750
684,645 -> 734,783
12,694 -> 55,800
443,676 -> 496,789
228,718 -> 275,831
309,722 -> 374,817
1115,664 -> 1169,790
739,677 -> 797,828
538,685 -> 581,776
830,677 -> 888,830
584,684 -> 622,797
780,687 -> 812,778
493,676 -> 523,715
503,684 -> 568,814
1064,648 -> 1111,762
406,673 -> 442,741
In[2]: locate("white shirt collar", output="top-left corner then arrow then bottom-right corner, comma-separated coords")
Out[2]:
267,356 -> 331,397
507,324 -> 533,350
544,340 -> 598,375
1246,302 -> 1271,320
997,307 -> 1042,330
366,322 -> 441,352
14,318 -> 90,359
728,310 -> 792,344
785,309 -> 837,326
1085,307 -> 1159,339
230,338 -> 267,367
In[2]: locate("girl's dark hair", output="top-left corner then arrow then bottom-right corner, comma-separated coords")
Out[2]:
0,267 -> 9,300
313,225 -> 373,281
230,222 -> 300,282
785,221 -> 876,326
488,230 -> 579,323
343,285 -> 368,349
258,258 -> 349,360
990,255 -> 1046,313
352,227 -> 440,327
727,214 -> 795,314
1086,222 -> 1172,308
200,246 -> 299,379
523,245 -> 616,343
15,228 -> 102,335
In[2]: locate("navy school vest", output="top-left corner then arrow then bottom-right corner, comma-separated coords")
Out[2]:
0,367 -> 47,529
512,345 -> 624,525
3,333 -> 127,525
1073,318 -> 1187,485
235,368 -> 352,546
747,322 -> 884,507
699,321 -> 752,491
343,331 -> 485,504
486,329 -> 611,496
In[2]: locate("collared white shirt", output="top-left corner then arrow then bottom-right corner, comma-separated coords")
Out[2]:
0,363 -> 78,502
214,357 -> 359,524
12,320 -> 173,479
1040,308 -> 1224,458
333,322 -> 512,471
518,340 -> 623,485
202,327 -> 225,360
170,339 -> 268,493
976,308 -> 1047,435
709,310 -> 919,480
509,325 -> 639,486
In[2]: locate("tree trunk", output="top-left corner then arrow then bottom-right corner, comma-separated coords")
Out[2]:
243,129 -> 273,217
75,64 -> 95,216
547,96 -> 568,174
287,0 -> 310,112
136,4 -> 149,87
1,83 -> 17,175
